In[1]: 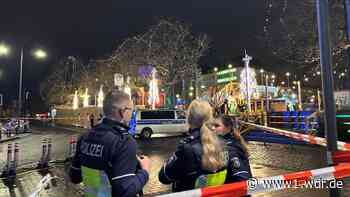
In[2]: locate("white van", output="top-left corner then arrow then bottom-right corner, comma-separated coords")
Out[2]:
135,109 -> 187,139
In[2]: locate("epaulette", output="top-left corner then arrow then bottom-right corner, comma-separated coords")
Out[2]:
180,135 -> 195,144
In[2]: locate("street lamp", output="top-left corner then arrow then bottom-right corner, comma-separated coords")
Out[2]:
228,64 -> 232,69
0,43 -> 47,116
260,69 -> 264,85
286,72 -> 290,88
214,67 -> 218,72
0,44 -> 9,56
34,49 -> 47,59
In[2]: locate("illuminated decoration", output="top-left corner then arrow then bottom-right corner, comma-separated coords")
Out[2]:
216,68 -> 238,84
73,90 -> 79,110
124,76 -> 131,97
138,65 -> 154,78
148,67 -> 159,109
240,51 -> 257,112
97,85 -> 104,108
114,73 -> 124,87
83,88 -> 90,107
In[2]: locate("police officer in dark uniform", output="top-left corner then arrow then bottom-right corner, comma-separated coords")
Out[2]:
213,115 -> 252,182
69,90 -> 150,197
158,100 -> 252,192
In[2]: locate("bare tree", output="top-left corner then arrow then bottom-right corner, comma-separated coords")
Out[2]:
260,0 -> 347,72
41,19 -> 209,107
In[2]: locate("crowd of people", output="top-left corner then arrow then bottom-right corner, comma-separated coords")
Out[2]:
69,90 -> 252,197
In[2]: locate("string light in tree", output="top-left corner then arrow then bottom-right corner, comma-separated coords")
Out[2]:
263,0 -> 273,49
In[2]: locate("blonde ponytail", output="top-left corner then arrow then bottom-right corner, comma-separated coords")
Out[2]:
201,123 -> 226,172
187,100 -> 226,172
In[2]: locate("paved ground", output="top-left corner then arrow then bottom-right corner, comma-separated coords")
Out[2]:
0,125 -> 349,196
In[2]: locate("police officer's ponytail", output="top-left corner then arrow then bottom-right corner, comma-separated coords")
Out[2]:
187,100 -> 226,172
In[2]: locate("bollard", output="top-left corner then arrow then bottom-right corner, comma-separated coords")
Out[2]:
13,142 -> 19,170
6,127 -> 10,138
263,111 -> 268,127
46,138 -> 52,164
38,138 -> 48,168
6,143 -> 12,173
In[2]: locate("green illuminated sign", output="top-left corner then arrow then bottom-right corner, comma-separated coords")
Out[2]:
217,76 -> 237,83
216,68 -> 237,75
336,115 -> 350,118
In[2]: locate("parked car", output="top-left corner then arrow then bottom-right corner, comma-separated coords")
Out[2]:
135,109 -> 187,139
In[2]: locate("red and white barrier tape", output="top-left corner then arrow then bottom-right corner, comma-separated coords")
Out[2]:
157,163 -> 350,197
241,121 -> 350,151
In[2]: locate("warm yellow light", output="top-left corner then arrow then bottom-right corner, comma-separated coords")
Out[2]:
214,67 -> 218,72
34,49 -> 47,59
0,44 -> 9,56
83,88 -> 90,107
73,91 -> 79,110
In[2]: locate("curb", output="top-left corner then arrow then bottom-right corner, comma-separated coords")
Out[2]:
0,133 -> 31,143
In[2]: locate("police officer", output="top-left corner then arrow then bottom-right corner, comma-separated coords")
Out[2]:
69,90 -> 150,197
213,115 -> 252,183
158,100 -> 252,192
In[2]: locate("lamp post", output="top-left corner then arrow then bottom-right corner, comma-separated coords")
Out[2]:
297,81 -> 302,110
316,0 -> 339,196
286,72 -> 291,88
265,75 -> 269,112
0,44 -> 47,116
260,69 -> 264,85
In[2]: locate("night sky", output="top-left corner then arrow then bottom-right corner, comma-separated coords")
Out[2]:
0,0 -> 279,111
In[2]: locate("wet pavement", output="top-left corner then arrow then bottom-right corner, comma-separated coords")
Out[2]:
0,126 -> 349,196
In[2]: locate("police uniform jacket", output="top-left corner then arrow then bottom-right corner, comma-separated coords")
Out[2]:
158,128 -> 252,192
69,118 -> 149,197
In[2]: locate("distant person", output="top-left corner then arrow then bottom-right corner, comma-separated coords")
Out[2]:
159,100 -> 250,192
220,99 -> 229,115
69,90 -> 150,197
89,113 -> 95,128
212,115 -> 252,182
